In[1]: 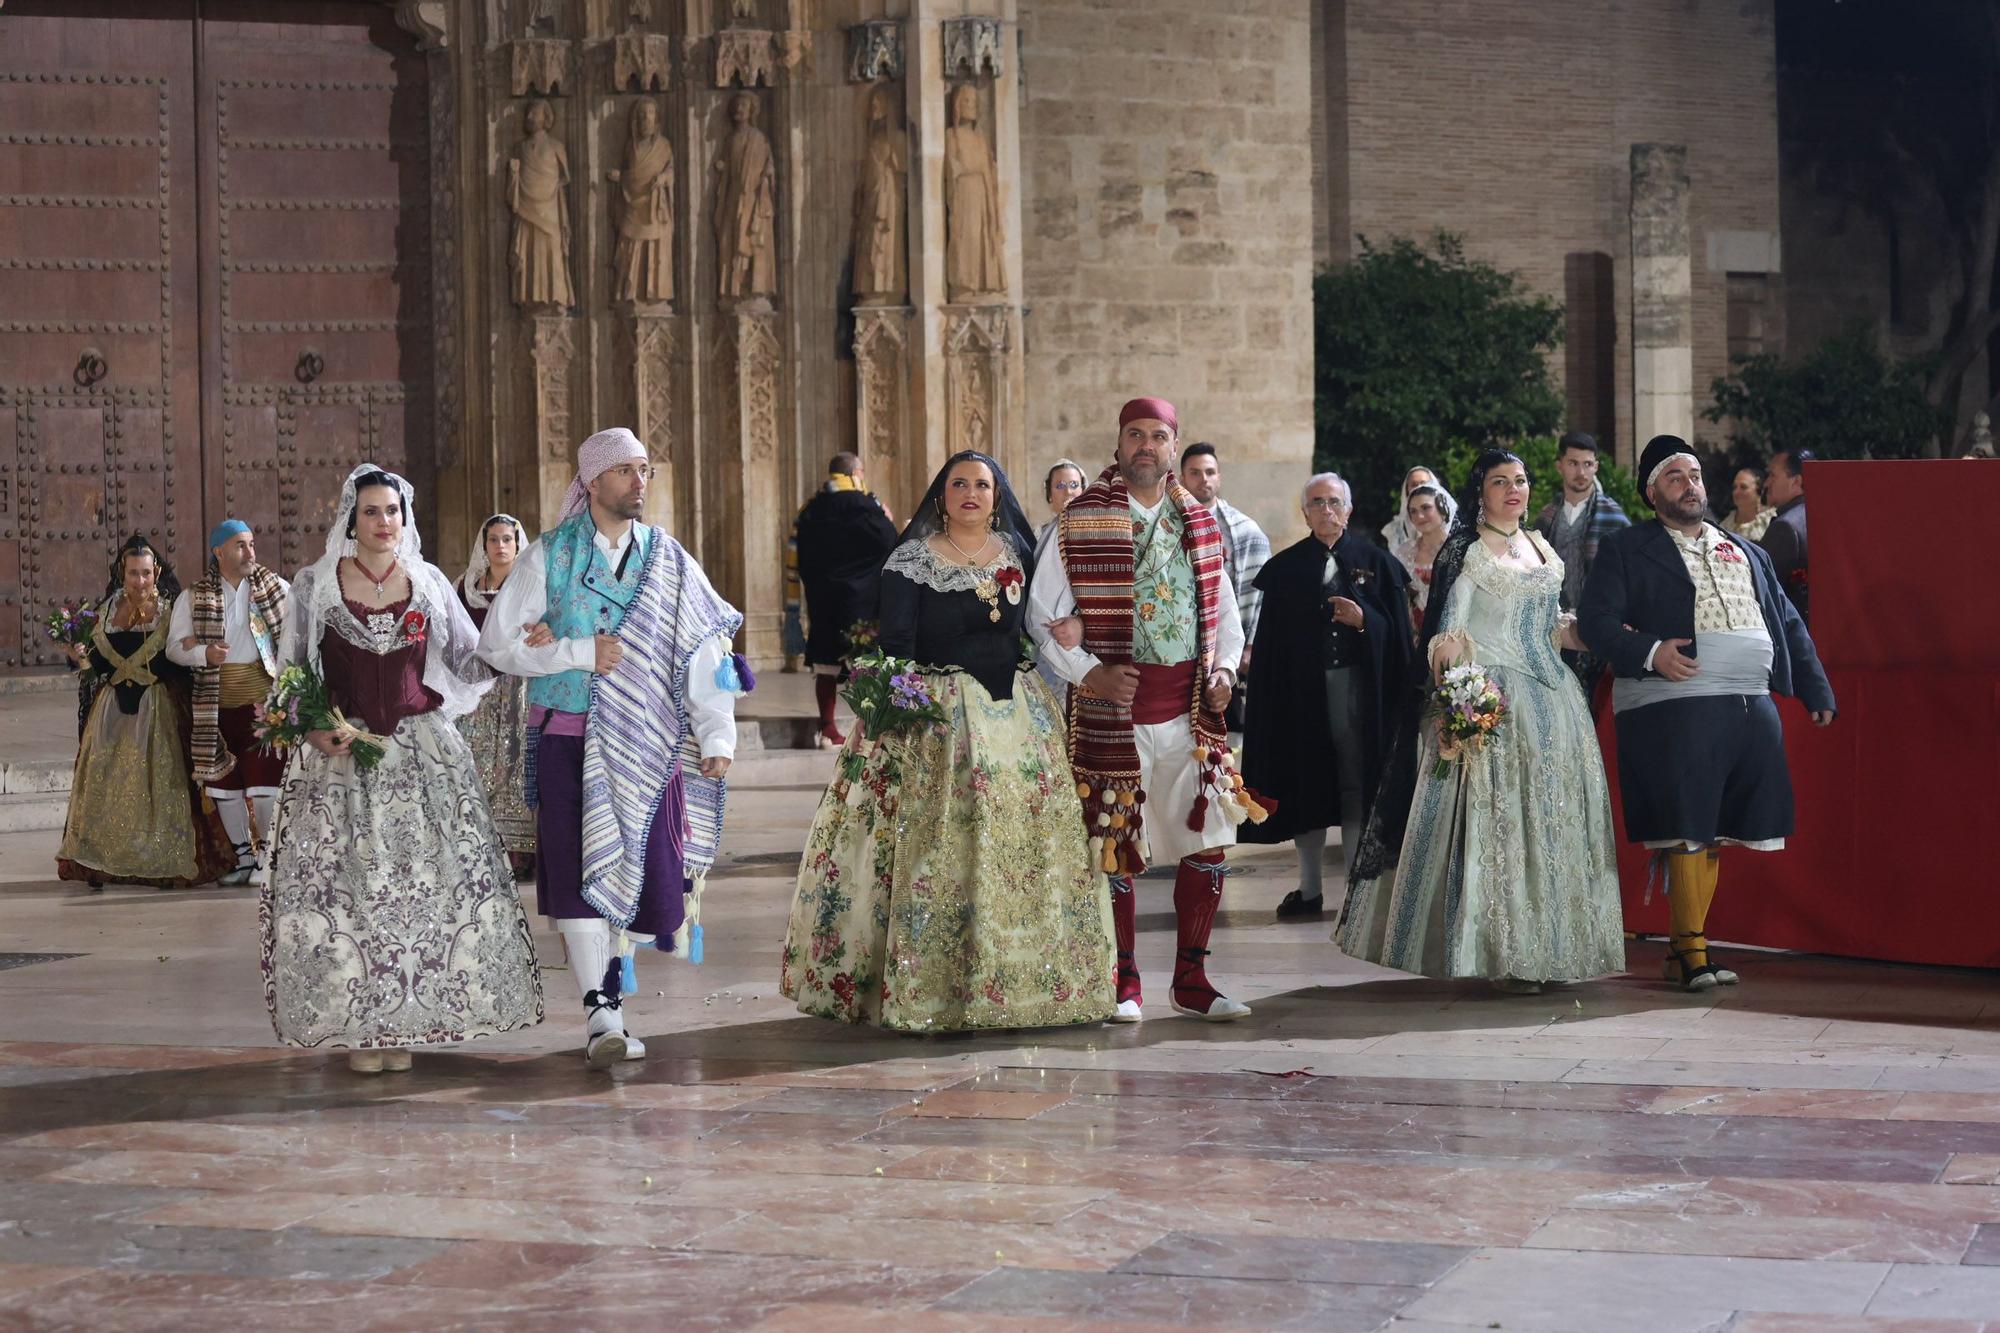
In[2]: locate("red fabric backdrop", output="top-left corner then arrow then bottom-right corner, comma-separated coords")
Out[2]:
1606,460 -> 2000,969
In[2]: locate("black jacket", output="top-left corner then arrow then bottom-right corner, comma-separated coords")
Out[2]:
1239,532 -> 1411,843
1578,520 -> 1836,715
793,488 -> 898,665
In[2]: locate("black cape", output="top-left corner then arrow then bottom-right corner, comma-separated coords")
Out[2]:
793,488 -> 899,665
1239,531 -> 1413,844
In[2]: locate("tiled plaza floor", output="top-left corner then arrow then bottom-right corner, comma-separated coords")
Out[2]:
4,781 -> 1999,1331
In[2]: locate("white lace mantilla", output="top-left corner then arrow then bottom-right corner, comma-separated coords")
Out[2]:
883,537 -> 1022,593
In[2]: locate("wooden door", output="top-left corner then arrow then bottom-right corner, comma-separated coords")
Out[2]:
196,1 -> 433,580
0,2 -> 204,667
0,1 -> 432,668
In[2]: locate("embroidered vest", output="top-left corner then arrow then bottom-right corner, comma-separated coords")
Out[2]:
1131,501 -> 1199,666
526,512 -> 651,714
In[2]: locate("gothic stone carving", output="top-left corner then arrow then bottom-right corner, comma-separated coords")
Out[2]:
946,306 -> 1008,458
846,20 -> 902,83
508,99 -> 574,308
531,314 -> 576,462
852,85 -> 905,302
713,92 -> 777,300
614,31 -> 674,90
776,30 -> 811,73
714,29 -> 776,88
631,314 -> 676,465
942,17 -> 1003,79
731,309 -> 780,465
945,85 -> 1005,301
392,0 -> 449,50
518,0 -> 562,35
609,98 -> 674,304
853,307 -> 907,473
510,38 -> 570,96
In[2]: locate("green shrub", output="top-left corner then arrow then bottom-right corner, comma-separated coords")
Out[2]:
1431,436 -> 1644,527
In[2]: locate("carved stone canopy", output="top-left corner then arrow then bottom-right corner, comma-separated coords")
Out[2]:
847,19 -> 902,83
715,28 -> 776,87
615,30 -> 674,90
390,0 -> 449,50
942,17 -> 1003,79
510,37 -> 570,96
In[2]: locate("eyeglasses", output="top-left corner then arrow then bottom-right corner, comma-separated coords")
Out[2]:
1304,497 -> 1348,511
1049,480 -> 1083,493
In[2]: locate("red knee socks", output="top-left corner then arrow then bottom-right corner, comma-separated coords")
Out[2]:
1171,851 -> 1226,1009
1110,875 -> 1140,1005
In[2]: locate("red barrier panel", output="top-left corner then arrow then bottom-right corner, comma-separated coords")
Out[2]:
1607,461 -> 2000,969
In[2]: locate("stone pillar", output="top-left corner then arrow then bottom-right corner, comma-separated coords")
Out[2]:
1630,143 -> 1694,451
531,313 -> 577,470
722,306 -> 784,660
627,312 -> 686,536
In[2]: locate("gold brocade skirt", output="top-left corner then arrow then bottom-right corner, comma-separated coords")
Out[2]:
59,685 -> 231,887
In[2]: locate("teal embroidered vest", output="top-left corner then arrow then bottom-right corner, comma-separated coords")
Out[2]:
526,512 -> 650,714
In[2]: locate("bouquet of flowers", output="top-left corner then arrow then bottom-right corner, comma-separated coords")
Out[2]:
840,649 -> 947,740
844,618 -> 880,655
1430,662 -> 1508,780
45,600 -> 99,653
256,663 -> 389,771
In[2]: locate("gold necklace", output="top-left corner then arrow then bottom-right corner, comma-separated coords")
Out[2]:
942,529 -> 993,566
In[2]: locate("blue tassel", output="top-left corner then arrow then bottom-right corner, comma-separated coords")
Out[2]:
713,654 -> 742,694
689,923 -> 704,965
619,951 -> 637,995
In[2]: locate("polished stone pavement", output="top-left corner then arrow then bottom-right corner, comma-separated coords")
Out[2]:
4,780 -> 2000,1331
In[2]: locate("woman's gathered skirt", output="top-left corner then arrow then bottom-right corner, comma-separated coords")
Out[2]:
782,668 -> 1115,1032
262,710 -> 544,1048
1336,661 -> 1626,983
58,684 -> 234,889
454,672 -> 538,855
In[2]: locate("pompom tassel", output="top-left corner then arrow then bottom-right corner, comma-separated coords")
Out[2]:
1187,792 -> 1209,832
733,652 -> 757,694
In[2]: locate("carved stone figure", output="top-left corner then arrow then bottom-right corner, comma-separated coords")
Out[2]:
944,84 -> 1005,300
851,85 -> 905,302
609,98 -> 674,304
712,92 -> 777,300
508,99 -> 574,309
942,16 -> 1003,78
846,19 -> 902,83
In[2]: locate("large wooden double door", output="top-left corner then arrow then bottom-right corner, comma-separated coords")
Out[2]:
0,1 -> 431,668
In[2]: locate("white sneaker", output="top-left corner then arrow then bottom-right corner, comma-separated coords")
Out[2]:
621,1034 -> 647,1061
585,1030 -> 628,1068
1109,998 -> 1143,1023
1170,994 -> 1252,1022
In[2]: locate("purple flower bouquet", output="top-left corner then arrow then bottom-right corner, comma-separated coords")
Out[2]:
840,649 -> 948,741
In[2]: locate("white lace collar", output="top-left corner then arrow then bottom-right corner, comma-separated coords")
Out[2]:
883,537 -> 1022,593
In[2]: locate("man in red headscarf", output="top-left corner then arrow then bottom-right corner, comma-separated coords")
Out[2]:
1027,398 -> 1269,1022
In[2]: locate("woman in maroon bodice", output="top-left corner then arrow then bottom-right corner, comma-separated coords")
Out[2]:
261,465 -> 543,1074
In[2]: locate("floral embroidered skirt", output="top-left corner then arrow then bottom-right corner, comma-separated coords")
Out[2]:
454,671 -> 537,855
1336,662 -> 1625,983
781,668 -> 1114,1032
261,710 -> 545,1048
58,684 -> 234,889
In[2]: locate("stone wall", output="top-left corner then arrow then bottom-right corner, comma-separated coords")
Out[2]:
1018,0 -> 1318,548
1317,0 -> 1780,466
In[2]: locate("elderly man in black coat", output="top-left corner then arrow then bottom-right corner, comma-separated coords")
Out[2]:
1580,435 -> 1836,991
1241,472 -> 1412,919
794,451 -> 899,746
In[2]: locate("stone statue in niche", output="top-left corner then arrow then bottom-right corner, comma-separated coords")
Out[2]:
519,0 -> 560,36
944,84 -> 1005,301
609,98 -> 674,304
713,91 -> 777,300
509,99 -> 575,309
851,85 -> 905,302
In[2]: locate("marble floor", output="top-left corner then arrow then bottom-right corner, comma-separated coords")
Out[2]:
4,781 -> 2000,1332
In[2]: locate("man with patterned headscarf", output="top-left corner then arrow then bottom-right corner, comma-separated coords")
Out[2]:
480,427 -> 747,1067
1580,435 -> 1836,992
1028,397 -> 1270,1024
167,519 -> 290,886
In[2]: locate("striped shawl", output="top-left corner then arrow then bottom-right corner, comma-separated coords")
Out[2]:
579,529 -> 743,927
187,565 -> 287,783
1059,463 -> 1262,876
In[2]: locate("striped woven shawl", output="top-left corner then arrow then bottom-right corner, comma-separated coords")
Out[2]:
1060,463 -> 1245,875
187,565 -> 287,783
579,529 -> 743,927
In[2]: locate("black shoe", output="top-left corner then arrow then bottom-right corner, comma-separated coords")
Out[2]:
1275,889 -> 1326,920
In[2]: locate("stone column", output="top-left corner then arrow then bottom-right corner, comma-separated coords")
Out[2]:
628,312 -> 687,536
1630,143 -> 1693,451
531,313 -> 577,470
722,305 -> 784,660
854,306 -> 912,518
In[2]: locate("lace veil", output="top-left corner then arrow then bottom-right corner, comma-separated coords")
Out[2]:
280,462 -> 493,720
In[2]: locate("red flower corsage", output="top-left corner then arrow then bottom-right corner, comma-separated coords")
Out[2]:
995,566 -> 1025,605
398,608 -> 428,645
1716,541 -> 1744,563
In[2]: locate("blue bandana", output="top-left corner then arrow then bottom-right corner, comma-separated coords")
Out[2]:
208,519 -> 250,550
